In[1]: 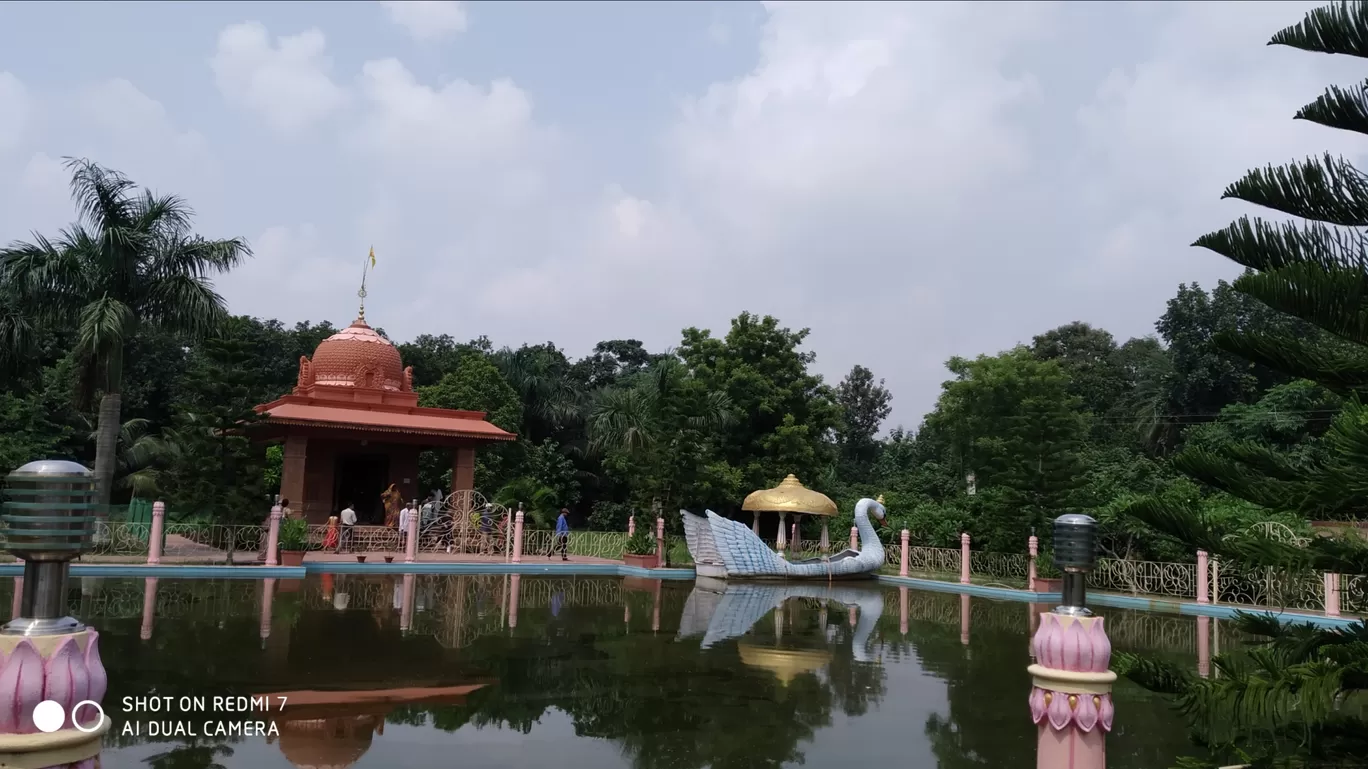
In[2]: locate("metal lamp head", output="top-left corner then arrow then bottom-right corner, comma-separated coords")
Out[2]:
1,459 -> 98,635
1051,513 -> 1098,617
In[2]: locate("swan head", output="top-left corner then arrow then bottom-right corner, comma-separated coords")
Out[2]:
857,497 -> 888,528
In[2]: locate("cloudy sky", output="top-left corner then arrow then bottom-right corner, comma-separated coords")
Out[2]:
0,1 -> 1361,427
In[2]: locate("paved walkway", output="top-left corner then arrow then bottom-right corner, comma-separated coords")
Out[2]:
58,550 -> 623,566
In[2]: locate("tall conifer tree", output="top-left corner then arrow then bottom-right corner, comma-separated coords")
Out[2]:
1120,4 -> 1368,766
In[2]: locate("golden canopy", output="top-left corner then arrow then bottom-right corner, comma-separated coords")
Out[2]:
741,474 -> 837,517
737,644 -> 832,686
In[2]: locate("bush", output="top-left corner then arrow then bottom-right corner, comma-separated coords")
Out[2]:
589,500 -> 634,531
278,518 -> 309,551
623,529 -> 656,556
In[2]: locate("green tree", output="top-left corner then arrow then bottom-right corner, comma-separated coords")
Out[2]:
418,356 -> 523,492
160,336 -> 268,540
0,159 -> 249,510
923,347 -> 1088,549
1119,5 -> 1368,766
590,355 -> 738,516
677,312 -> 841,496
834,364 -> 893,482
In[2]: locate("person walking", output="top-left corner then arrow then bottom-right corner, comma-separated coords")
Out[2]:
339,502 -> 357,553
550,508 -> 570,561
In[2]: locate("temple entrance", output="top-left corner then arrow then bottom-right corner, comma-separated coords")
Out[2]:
334,454 -> 390,524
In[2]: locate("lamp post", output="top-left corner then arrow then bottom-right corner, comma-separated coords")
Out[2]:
0,460 -> 110,768
1028,513 -> 1114,769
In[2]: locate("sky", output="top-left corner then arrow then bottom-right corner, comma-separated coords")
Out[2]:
0,0 -> 1363,428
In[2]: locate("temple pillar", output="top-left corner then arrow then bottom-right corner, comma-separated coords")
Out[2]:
281,434 -> 308,515
452,447 -> 476,493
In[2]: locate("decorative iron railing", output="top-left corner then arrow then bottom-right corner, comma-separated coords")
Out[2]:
1090,558 -> 1197,600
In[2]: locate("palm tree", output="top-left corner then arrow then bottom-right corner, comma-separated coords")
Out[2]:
0,158 -> 250,510
588,355 -> 733,512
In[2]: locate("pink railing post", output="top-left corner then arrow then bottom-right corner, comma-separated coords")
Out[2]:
628,515 -> 635,537
850,525 -> 859,551
148,500 -> 167,564
899,529 -> 910,577
512,511 -> 525,564
960,533 -> 971,584
1030,612 -> 1114,768
1028,535 -> 1039,592
264,504 -> 283,567
656,517 -> 666,566
405,509 -> 419,564
1196,550 -> 1209,604
1325,572 -> 1341,617
509,573 -> 522,629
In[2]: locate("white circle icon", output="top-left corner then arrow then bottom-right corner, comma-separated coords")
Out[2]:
71,700 -> 106,733
32,700 -> 65,733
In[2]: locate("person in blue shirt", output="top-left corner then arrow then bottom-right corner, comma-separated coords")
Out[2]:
550,508 -> 570,561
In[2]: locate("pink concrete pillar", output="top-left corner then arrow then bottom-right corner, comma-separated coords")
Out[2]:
512,511 -> 525,564
628,516 -> 635,537
1028,536 -> 1039,592
1029,613 -> 1114,769
899,586 -> 909,636
10,577 -> 21,619
791,521 -> 800,553
652,579 -> 662,633
850,526 -> 859,551
1197,615 -> 1210,678
140,577 -> 158,641
656,517 -> 665,564
148,500 -> 166,565
405,509 -> 419,564
752,512 -> 761,535
1196,550 -> 1209,604
264,504 -> 282,567
899,529 -> 910,577
960,532 -> 971,584
776,512 -> 788,550
259,578 -> 275,642
1325,572 -> 1341,617
400,573 -> 416,632
960,593 -> 971,645
508,573 -> 522,629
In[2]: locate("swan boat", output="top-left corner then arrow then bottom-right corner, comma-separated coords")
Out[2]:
681,497 -> 887,580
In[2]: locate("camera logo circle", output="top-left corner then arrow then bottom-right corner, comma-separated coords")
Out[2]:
32,699 -> 106,733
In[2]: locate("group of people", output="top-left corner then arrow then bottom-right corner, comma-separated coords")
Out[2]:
292,491 -> 574,560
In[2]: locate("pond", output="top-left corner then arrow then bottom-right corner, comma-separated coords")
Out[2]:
45,574 -> 1217,768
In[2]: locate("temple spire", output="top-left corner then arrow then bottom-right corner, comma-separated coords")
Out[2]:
357,246 -> 376,322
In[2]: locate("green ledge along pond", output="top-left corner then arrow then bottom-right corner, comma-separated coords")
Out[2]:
25,574 -> 1219,769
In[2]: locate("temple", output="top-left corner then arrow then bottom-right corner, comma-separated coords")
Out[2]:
251,313 -> 516,523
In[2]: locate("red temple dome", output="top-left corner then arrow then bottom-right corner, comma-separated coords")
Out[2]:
306,318 -> 405,391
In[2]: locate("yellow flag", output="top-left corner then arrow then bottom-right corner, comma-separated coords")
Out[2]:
368,246 -> 376,269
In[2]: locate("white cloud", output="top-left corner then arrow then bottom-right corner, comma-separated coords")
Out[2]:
215,224 -> 363,323
1071,1 -> 1365,298
379,1 -> 468,42
80,79 -> 210,159
349,58 -> 553,193
0,72 -> 30,151
210,22 -> 349,134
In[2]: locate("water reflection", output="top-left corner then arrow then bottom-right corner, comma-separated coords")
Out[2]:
0,575 -> 1230,768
